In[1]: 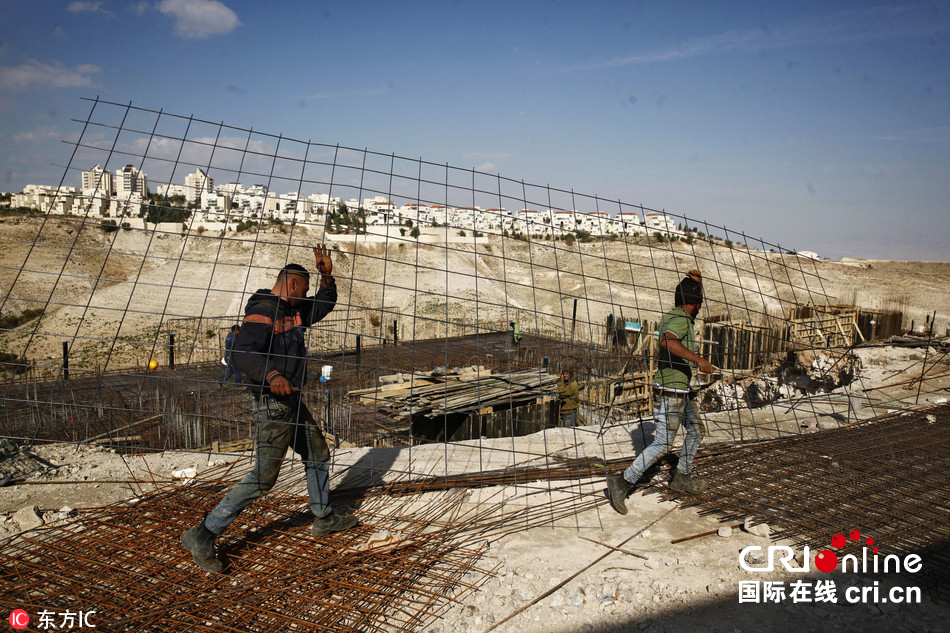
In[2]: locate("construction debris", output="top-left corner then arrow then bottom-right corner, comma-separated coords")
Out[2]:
350,367 -> 559,419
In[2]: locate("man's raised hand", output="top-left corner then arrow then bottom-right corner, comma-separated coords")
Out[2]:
313,244 -> 332,276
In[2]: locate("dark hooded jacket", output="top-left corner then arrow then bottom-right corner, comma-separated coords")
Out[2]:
231,276 -> 336,398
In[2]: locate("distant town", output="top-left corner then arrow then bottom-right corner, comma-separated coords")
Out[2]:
3,165 -> 820,258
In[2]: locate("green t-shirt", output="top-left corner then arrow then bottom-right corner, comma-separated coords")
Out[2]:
654,306 -> 695,391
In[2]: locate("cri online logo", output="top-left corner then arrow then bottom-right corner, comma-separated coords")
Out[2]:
740,528 -> 922,574
9,609 -> 29,630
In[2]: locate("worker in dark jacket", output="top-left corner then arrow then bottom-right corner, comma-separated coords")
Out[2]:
181,245 -> 357,573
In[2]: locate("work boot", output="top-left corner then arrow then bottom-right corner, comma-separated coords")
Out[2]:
312,512 -> 358,537
180,521 -> 223,573
669,470 -> 708,495
606,474 -> 634,515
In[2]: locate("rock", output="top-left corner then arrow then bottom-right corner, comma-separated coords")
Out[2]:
743,518 -> 771,538
13,505 -> 44,531
707,582 -> 729,595
172,467 -> 197,479
717,526 -> 733,538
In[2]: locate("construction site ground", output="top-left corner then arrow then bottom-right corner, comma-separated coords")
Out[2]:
2,342 -> 948,633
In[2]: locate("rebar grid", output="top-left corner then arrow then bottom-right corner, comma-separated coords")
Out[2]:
0,464 -> 495,632
654,403 -> 950,592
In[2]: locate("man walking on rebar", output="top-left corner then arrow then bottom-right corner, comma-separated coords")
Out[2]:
181,245 -> 357,573
606,270 -> 716,515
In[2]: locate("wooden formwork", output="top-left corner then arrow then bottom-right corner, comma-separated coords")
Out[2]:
699,320 -> 786,371
586,371 -> 653,417
787,304 -> 904,343
786,311 -> 863,349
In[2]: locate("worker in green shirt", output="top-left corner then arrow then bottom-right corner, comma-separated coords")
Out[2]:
607,270 -> 716,514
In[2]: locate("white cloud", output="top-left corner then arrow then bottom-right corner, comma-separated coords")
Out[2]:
156,0 -> 240,39
13,126 -> 61,145
67,2 -> 114,17
874,126 -> 950,144
0,60 -> 101,92
474,162 -> 498,173
566,5 -> 945,72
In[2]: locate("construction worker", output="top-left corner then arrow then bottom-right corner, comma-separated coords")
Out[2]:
557,367 -> 580,427
606,270 -> 716,514
217,324 -> 243,385
510,320 -> 523,347
181,245 -> 357,572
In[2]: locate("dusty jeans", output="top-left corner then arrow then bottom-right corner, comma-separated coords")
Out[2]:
205,395 -> 332,535
623,392 -> 705,484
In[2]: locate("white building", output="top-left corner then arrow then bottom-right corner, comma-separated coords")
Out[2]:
644,212 -> 677,234
13,185 -> 78,213
81,165 -> 113,197
155,183 -> 188,198
583,211 -> 611,235
613,211 -> 643,235
184,169 -> 214,204
114,164 -> 147,198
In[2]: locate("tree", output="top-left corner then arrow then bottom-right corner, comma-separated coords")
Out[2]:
141,202 -> 191,225
410,226 -> 420,239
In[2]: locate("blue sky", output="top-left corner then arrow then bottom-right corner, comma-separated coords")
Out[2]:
2,1 -> 948,260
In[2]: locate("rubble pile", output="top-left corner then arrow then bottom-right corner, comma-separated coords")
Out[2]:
702,350 -> 861,410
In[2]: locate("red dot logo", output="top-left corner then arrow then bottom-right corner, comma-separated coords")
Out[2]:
815,549 -> 838,573
849,529 -> 861,541
866,537 -> 874,546
831,533 -> 846,549
9,610 -> 29,630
